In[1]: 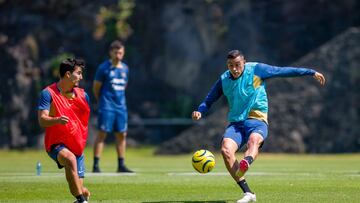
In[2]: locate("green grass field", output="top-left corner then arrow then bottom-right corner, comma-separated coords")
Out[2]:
0,146 -> 359,203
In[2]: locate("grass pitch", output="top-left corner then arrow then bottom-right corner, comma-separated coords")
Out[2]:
0,147 -> 359,202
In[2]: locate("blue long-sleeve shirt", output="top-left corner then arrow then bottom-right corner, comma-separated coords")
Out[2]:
197,63 -> 315,122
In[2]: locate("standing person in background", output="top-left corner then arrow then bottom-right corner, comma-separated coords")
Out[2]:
192,50 -> 325,203
38,58 -> 91,203
92,40 -> 133,173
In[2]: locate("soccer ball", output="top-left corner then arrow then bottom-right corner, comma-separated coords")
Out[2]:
192,149 -> 215,173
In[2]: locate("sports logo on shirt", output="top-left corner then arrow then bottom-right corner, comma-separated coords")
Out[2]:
110,70 -> 115,77
111,78 -> 126,91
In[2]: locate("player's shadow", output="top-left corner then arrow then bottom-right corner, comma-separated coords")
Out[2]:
142,201 -> 228,203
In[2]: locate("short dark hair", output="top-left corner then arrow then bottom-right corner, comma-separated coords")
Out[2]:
59,58 -> 85,78
227,50 -> 244,59
109,40 -> 124,50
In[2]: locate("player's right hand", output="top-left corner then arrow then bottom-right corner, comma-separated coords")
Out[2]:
192,111 -> 202,121
57,115 -> 69,124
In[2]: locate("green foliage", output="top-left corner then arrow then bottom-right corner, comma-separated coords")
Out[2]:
47,52 -> 74,79
94,0 -> 135,41
24,35 -> 39,60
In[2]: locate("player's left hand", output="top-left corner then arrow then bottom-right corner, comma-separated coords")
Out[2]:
313,72 -> 325,86
192,111 -> 202,121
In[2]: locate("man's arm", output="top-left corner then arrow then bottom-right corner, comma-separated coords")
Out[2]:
254,63 -> 325,85
192,79 -> 223,120
92,80 -> 102,102
93,64 -> 106,102
37,89 -> 69,127
38,110 -> 69,128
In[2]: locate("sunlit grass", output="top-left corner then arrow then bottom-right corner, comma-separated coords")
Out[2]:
0,147 -> 359,202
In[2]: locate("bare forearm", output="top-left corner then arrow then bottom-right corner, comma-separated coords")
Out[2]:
38,110 -> 69,128
92,83 -> 101,103
39,115 -> 60,128
93,91 -> 99,102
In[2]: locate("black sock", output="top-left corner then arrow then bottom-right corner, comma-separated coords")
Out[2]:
244,156 -> 254,165
76,194 -> 86,202
93,157 -> 100,168
118,157 -> 124,168
237,179 -> 253,193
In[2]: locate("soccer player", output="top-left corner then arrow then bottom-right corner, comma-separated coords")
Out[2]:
92,40 -> 133,173
192,50 -> 325,203
38,58 -> 91,203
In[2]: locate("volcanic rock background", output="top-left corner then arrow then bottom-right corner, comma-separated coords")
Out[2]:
156,28 -> 360,154
0,0 -> 359,153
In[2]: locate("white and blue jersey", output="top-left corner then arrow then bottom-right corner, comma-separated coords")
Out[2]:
94,60 -> 129,133
198,62 -> 315,124
94,60 -> 129,112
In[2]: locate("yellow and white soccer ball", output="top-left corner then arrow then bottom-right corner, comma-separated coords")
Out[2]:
192,149 -> 215,173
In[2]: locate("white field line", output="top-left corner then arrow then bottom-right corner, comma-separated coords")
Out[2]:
86,172 -> 137,176
1,171 -> 360,178
0,172 -> 137,178
167,171 -> 360,176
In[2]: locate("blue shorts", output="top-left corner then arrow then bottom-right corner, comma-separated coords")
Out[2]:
98,109 -> 128,133
223,119 -> 268,150
47,144 -> 86,178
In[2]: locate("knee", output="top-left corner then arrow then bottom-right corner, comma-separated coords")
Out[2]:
247,139 -> 257,147
247,136 -> 262,148
221,146 -> 233,160
116,132 -> 127,139
97,132 -> 107,141
63,154 -> 77,169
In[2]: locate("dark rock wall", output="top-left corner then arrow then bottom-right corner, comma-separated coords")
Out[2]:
157,28 -> 360,154
0,0 -> 359,152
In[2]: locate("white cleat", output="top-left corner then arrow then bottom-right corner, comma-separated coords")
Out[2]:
236,192 -> 256,203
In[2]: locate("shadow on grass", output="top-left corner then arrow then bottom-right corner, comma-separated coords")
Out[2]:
142,201 -> 229,203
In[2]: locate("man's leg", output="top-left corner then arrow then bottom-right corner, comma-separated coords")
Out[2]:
57,148 -> 86,202
93,130 -> 107,172
115,132 -> 133,172
79,179 -> 90,201
77,154 -> 90,201
237,132 -> 263,177
235,133 -> 263,203
222,137 -> 256,203
221,138 -> 241,181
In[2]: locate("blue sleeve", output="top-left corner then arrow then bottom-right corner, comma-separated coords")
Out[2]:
126,65 -> 129,83
94,64 -> 105,82
38,89 -> 51,111
254,63 -> 316,80
84,92 -> 90,105
197,79 -> 223,115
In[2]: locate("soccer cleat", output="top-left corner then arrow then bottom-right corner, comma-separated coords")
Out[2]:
236,192 -> 256,203
117,165 -> 134,173
92,166 -> 101,173
236,159 -> 249,177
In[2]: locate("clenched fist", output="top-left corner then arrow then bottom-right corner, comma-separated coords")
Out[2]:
192,111 -> 202,121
